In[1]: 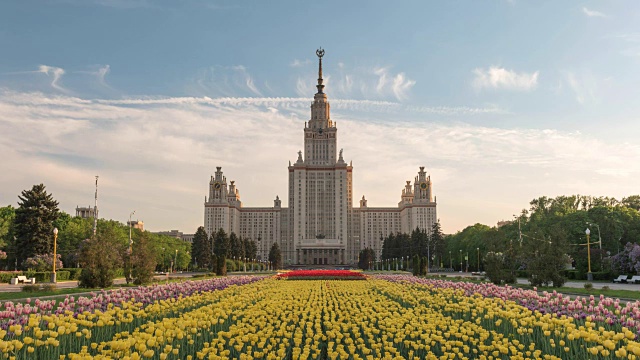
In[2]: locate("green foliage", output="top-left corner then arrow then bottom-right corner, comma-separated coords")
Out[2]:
13,184 -> 60,267
191,226 -> 211,269
357,247 -> 375,270
584,282 -> 593,290
78,225 -> 126,288
412,255 -> 420,276
420,256 -> 428,275
216,255 -> 227,276
484,251 -> 516,285
0,205 -> 15,249
244,238 -> 258,260
131,232 -> 156,285
61,268 -> 82,280
269,242 -> 283,269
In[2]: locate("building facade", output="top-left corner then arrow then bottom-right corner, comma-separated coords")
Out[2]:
204,49 -> 437,266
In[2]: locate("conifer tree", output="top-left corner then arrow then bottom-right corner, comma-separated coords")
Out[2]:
268,242 -> 282,269
14,184 -> 60,266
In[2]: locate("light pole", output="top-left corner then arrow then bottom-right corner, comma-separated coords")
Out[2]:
586,228 -> 593,281
465,253 -> 469,273
128,210 -> 135,283
587,222 -> 603,271
449,251 -> 452,270
477,247 -> 480,272
174,249 -> 178,273
459,250 -> 462,273
52,227 -> 58,283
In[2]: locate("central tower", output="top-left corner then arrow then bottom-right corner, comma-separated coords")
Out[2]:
286,48 -> 355,265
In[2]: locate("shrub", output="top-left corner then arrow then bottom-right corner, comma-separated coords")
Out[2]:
21,284 -> 41,292
584,282 -> 594,290
420,257 -> 428,276
0,271 -> 23,284
412,255 -> 420,276
22,253 -> 63,272
61,268 -> 82,280
601,285 -> 611,291
226,259 -> 237,272
131,232 -> 156,285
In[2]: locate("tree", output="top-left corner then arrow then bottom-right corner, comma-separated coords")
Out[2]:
0,205 -> 15,249
430,220 -> 446,264
191,227 -> 211,269
245,238 -> 258,260
131,232 -> 157,285
213,228 -> 230,275
230,233 -> 244,258
78,225 -> 126,288
412,254 -> 421,276
357,247 -> 375,270
525,225 -> 569,287
13,184 -> 60,266
269,242 -> 283,269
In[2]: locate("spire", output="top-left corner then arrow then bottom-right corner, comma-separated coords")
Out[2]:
316,47 -> 325,94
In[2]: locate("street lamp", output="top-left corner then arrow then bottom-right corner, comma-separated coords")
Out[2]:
586,228 -> 593,281
174,249 -> 178,273
459,250 -> 462,273
587,222 -> 603,271
52,227 -> 58,283
449,251 -> 452,270
128,210 -> 135,283
477,247 -> 480,272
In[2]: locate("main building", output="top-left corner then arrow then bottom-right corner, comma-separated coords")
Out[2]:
204,49 -> 437,266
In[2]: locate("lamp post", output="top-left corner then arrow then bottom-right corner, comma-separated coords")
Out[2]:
52,227 -> 58,283
465,253 -> 469,273
587,222 -> 603,271
459,250 -> 462,273
128,210 -> 135,284
477,247 -> 480,272
586,228 -> 593,282
243,257 -> 247,272
174,249 -> 178,273
449,251 -> 452,270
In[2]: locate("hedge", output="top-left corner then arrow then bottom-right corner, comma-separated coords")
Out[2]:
60,268 -> 83,280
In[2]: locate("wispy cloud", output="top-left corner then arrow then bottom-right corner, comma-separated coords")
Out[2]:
37,65 -> 66,92
190,65 -> 262,97
472,66 -> 539,91
0,90 -> 636,234
296,65 -> 416,101
582,7 -> 607,18
564,70 -> 598,104
290,59 -> 311,67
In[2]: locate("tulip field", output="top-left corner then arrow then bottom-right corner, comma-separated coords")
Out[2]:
2,273 -> 640,359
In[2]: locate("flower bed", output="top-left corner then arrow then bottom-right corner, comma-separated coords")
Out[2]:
377,274 -> 640,335
1,278 -> 638,359
0,276 -> 264,330
277,269 -> 366,280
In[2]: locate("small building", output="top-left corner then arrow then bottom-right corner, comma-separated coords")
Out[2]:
76,206 -> 96,219
127,220 -> 144,231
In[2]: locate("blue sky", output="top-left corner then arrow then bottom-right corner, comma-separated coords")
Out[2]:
1,1 -> 639,234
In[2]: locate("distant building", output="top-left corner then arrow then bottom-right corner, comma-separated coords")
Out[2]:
75,206 -> 95,219
497,220 -> 512,228
153,229 -> 194,243
127,220 -> 144,231
204,50 -> 437,266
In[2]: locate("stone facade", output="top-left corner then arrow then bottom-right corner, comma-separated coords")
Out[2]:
204,50 -> 437,266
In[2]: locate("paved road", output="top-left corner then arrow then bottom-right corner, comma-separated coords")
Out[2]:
2,271 -> 640,293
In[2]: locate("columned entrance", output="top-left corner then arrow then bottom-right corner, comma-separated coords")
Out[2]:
295,240 -> 346,266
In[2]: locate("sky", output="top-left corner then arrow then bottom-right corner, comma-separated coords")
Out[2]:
0,1 -> 639,235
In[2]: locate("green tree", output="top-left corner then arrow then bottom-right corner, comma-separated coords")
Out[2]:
430,220 -> 446,265
191,227 -> 210,269
269,242 -> 283,269
245,238 -> 258,260
14,184 -> 60,266
412,254 -> 421,276
357,247 -> 375,270
213,229 -> 230,275
78,225 -> 126,288
0,205 -> 16,249
131,232 -> 157,285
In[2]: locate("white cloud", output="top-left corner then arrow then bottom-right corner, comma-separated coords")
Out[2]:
582,7 -> 607,18
392,73 -> 416,101
37,65 -> 66,92
290,59 -> 311,67
472,66 -> 539,91
0,91 -> 637,234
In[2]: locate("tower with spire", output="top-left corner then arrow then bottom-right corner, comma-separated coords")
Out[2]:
204,48 -> 437,267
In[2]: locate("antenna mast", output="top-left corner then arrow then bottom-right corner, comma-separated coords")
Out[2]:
93,176 -> 99,237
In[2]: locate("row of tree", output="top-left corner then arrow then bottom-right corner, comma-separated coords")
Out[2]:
0,184 -> 192,287
379,221 -> 445,267
191,227 -> 283,274
448,195 -> 640,286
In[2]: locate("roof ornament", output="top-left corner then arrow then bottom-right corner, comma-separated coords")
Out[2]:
316,47 -> 325,94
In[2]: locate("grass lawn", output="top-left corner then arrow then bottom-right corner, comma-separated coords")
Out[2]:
513,283 -> 640,300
